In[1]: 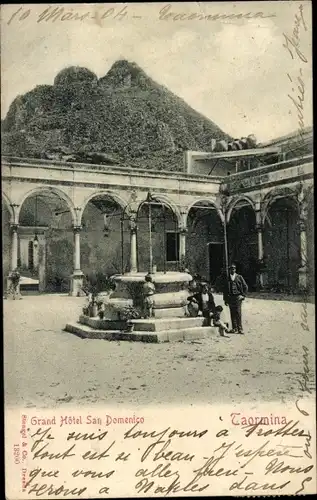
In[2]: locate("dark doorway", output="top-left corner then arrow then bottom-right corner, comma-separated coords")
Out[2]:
208,243 -> 224,285
166,231 -> 180,263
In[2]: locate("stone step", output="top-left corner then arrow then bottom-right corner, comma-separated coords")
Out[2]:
65,322 -> 217,343
153,307 -> 185,318
131,317 -> 204,332
79,311 -> 191,329
79,315 -> 126,330
65,322 -> 141,341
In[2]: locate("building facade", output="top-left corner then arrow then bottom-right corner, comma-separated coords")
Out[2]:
2,130 -> 314,296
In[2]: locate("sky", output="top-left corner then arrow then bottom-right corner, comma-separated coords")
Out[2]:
1,2 -> 313,142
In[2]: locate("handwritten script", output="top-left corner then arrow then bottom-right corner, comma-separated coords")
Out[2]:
6,4 -> 276,26
6,406 -> 315,498
283,3 -> 309,148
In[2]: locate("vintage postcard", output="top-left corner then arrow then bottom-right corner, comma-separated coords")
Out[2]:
2,1 -> 315,498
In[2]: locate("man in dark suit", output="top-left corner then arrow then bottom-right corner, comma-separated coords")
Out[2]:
223,264 -> 248,334
191,282 -> 216,326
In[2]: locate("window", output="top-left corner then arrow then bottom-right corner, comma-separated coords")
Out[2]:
166,232 -> 179,262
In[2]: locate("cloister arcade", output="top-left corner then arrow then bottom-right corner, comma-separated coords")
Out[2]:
2,155 -> 314,296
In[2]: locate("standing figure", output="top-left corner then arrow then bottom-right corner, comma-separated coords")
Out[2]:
192,282 -> 216,326
143,273 -> 155,318
224,263 -> 248,334
9,268 -> 21,300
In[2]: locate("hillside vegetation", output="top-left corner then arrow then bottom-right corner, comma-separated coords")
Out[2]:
2,60 -> 230,171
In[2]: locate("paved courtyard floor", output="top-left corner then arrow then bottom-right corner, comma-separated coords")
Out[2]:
4,294 -> 315,409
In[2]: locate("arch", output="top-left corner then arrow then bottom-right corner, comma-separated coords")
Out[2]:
261,186 -> 300,222
226,195 -> 256,224
136,193 -> 181,225
80,190 -> 128,224
2,192 -> 14,222
186,198 -> 224,225
17,186 -> 77,225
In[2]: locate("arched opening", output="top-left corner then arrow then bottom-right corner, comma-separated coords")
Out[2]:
227,204 -> 257,290
2,201 -> 11,289
187,201 -> 224,285
136,197 -> 179,273
18,191 -> 73,293
81,194 -> 127,278
264,197 -> 300,292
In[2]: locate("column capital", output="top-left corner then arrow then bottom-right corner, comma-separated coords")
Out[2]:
255,208 -> 263,226
73,225 -> 82,233
254,200 -> 262,212
128,213 -> 137,233
73,207 -> 82,226
255,222 -> 264,232
179,226 -> 188,235
180,208 -> 188,217
179,210 -> 188,229
297,218 -> 306,232
10,223 -> 19,231
299,202 -> 308,220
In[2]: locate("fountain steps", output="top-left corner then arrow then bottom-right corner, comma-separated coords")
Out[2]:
65,321 -> 216,343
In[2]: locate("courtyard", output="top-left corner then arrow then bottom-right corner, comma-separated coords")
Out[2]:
4,293 -> 315,409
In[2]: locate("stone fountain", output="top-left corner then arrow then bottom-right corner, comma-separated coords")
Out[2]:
65,271 -> 216,342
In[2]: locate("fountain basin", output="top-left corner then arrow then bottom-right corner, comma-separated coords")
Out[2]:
110,271 -> 192,311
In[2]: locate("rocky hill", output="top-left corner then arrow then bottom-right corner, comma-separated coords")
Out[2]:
2,60 -> 230,171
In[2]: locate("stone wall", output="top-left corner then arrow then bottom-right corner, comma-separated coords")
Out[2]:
187,211 -> 224,281
263,207 -> 300,290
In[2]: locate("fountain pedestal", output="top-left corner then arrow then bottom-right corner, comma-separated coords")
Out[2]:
65,272 -> 217,342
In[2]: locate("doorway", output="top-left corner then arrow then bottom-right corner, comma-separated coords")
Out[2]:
208,243 -> 224,285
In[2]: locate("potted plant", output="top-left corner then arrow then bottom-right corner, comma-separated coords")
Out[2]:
81,272 -> 115,318
97,299 -> 105,319
82,305 -> 89,316
118,305 -> 140,332
81,281 -> 99,317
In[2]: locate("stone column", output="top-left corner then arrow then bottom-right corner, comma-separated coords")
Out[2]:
178,211 -> 188,267
70,225 -> 84,297
10,223 -> 19,271
255,210 -> 265,290
179,228 -> 187,264
73,226 -> 81,271
255,222 -> 265,290
129,215 -> 138,273
38,235 -> 47,293
298,218 -> 308,289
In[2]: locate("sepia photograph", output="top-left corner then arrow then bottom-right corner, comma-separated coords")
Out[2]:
2,2 -> 315,498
